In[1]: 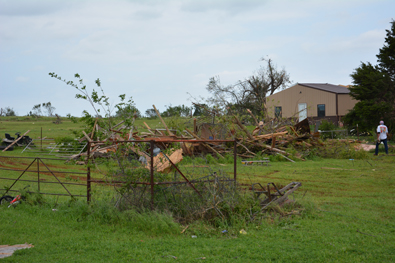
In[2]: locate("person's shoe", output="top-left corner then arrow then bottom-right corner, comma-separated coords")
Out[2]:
373,154 -> 378,156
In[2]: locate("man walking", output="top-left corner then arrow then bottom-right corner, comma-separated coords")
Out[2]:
375,121 -> 389,155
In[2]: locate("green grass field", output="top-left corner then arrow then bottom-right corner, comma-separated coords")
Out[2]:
0,117 -> 394,262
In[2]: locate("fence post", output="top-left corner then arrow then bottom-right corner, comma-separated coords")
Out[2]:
87,141 -> 91,203
37,158 -> 40,192
150,140 -> 154,210
234,139 -> 237,182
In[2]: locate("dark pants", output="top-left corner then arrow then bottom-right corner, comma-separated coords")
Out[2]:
375,139 -> 388,155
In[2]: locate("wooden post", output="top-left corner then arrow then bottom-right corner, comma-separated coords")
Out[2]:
152,105 -> 174,136
234,139 -> 237,182
90,118 -> 98,141
37,158 -> 40,192
2,130 -> 30,152
271,135 -> 276,149
150,140 -> 154,210
87,141 -> 91,203
143,122 -> 155,135
82,131 -> 93,143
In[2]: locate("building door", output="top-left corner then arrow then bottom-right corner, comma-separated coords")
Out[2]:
298,103 -> 307,121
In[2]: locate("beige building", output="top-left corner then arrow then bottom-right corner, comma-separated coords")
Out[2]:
266,83 -> 357,124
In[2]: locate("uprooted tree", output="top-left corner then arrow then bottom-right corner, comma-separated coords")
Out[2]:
205,58 -> 291,120
344,20 -> 395,132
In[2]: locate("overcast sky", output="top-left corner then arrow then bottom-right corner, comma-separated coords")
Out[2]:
0,0 -> 394,117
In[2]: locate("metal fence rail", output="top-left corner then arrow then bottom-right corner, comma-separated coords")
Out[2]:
1,139 -> 239,207
85,139 -> 237,208
22,138 -> 87,157
318,129 -> 348,139
0,156 -> 87,199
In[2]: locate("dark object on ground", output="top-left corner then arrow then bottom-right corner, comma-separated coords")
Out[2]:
293,118 -> 310,134
2,132 -> 32,147
5,133 -> 15,140
0,145 -> 14,151
0,195 -> 13,205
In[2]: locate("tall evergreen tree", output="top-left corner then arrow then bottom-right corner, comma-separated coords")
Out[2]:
344,20 -> 395,132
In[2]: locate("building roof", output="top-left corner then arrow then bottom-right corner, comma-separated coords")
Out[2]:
298,83 -> 350,94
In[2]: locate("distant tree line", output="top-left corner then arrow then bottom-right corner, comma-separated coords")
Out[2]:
0,107 -> 16,116
144,104 -> 205,119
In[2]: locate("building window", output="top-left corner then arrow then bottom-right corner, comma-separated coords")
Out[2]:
275,106 -> 282,118
317,104 -> 325,117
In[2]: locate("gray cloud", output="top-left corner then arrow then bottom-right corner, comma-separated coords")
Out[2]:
180,0 -> 267,15
0,0 -> 71,16
0,0 -> 394,116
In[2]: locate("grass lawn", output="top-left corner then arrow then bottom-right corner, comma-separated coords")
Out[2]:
0,117 -> 394,262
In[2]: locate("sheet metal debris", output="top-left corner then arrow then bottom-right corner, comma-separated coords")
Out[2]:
0,244 -> 34,259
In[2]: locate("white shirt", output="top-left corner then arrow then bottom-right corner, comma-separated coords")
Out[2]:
377,125 -> 388,140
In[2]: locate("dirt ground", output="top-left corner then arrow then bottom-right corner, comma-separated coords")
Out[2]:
357,143 -> 376,151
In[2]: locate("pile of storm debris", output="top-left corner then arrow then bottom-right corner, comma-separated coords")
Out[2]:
69,103 -> 354,167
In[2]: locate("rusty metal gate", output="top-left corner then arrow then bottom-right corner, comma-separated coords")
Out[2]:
0,156 -> 87,199
1,139 -> 238,205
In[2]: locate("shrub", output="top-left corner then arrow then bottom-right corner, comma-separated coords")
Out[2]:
318,120 -> 337,139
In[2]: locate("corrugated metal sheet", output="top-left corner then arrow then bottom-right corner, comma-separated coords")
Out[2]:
267,84 -> 337,118
337,94 -> 358,115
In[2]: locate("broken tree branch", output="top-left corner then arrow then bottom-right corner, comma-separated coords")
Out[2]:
233,115 -> 255,141
247,109 -> 259,127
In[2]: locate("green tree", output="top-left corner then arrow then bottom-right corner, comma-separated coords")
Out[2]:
115,99 -> 140,118
344,20 -> 395,132
145,108 -> 157,118
192,103 -> 207,116
0,107 -> 16,116
162,104 -> 192,117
